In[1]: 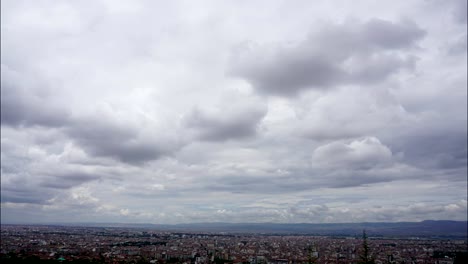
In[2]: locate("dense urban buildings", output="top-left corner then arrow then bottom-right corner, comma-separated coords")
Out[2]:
1,225 -> 467,264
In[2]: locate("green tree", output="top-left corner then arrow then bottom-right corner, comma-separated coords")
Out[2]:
358,230 -> 375,264
307,244 -> 318,264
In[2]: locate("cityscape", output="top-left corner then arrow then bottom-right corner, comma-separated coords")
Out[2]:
1,223 -> 467,263
1,1 -> 467,264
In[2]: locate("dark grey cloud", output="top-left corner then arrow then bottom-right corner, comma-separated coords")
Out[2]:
65,116 -> 179,164
186,135 -> 463,195
1,66 -> 70,127
40,172 -> 101,189
1,150 -> 103,204
0,96 -> 177,165
200,168 -> 396,195
361,19 -> 426,49
1,63 -> 180,164
1,183 -> 53,205
452,0 -> 467,24
447,34 -> 467,55
192,147 -> 402,194
184,96 -> 267,141
230,18 -> 425,96
185,108 -> 265,141
345,54 -> 417,84
388,128 -> 467,171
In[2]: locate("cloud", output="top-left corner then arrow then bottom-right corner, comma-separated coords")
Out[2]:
447,33 -> 467,55
1,0 -> 466,224
389,125 -> 467,171
0,65 -> 70,127
452,0 -> 467,24
1,185 -> 52,205
185,107 -> 265,141
294,87 -> 413,140
181,138 -> 413,194
184,93 -> 267,141
1,154 -> 102,205
39,172 -> 102,189
359,200 -> 468,222
65,115 -> 178,164
312,137 -> 393,169
229,18 -> 425,96
0,80 -> 182,165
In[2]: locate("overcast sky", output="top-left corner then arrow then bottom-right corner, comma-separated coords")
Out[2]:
1,0 -> 467,224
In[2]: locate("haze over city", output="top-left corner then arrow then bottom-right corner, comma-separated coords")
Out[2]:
1,0 -> 467,225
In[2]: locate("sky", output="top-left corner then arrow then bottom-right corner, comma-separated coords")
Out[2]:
1,0 -> 467,224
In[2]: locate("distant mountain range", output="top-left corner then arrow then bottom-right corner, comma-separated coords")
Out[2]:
21,220 -> 467,238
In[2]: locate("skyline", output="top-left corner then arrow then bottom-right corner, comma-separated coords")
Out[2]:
1,0 -> 467,224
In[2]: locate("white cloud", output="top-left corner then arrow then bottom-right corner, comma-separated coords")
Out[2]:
312,137 -> 393,169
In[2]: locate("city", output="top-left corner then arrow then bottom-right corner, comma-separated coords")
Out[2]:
1,224 -> 467,264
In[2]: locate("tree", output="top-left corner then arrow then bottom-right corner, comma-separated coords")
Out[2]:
358,230 -> 375,264
307,245 -> 318,264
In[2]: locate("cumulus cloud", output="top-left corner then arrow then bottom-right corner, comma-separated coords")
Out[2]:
229,18 -> 425,96
312,137 -> 393,169
294,87 -> 413,140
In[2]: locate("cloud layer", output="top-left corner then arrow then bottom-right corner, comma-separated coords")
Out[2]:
1,0 -> 466,224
